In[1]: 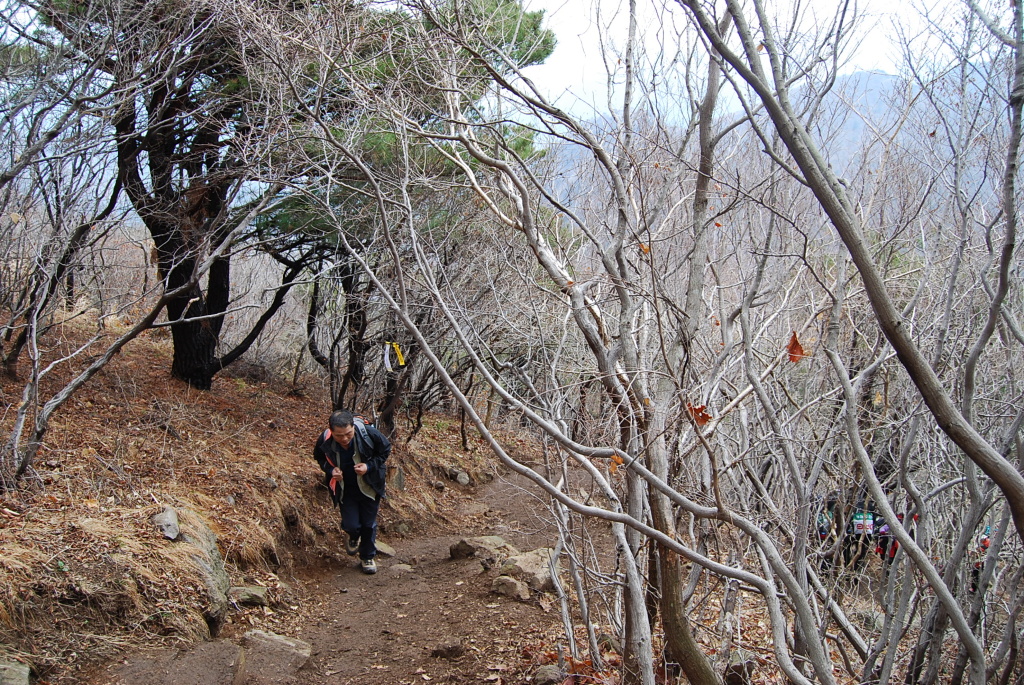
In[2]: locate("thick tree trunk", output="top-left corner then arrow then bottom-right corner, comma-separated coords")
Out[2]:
162,254 -> 230,390
113,54 -> 239,392
169,318 -> 219,389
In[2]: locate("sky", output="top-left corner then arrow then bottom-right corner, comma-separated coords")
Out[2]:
519,0 -> 945,114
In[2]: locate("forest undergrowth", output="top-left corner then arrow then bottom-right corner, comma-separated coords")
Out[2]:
0,320 -> 896,685
0,320 -> 529,681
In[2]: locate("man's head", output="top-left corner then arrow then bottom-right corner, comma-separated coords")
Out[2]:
329,410 -> 355,448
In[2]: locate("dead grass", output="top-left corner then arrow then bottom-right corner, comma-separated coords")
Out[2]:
0,321 -> 498,682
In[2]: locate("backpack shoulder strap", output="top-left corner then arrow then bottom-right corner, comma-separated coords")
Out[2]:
353,417 -> 371,444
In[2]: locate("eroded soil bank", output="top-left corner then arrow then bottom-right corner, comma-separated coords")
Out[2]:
86,475 -> 569,685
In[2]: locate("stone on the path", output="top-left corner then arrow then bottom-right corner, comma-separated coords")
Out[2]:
242,630 -> 311,674
151,505 -> 180,540
376,541 -> 397,557
532,664 -> 564,684
500,548 -> 559,592
390,563 -> 415,574
491,575 -> 530,601
446,467 -> 471,485
228,586 -> 268,607
0,660 -> 30,685
449,536 -> 519,569
430,642 -> 466,659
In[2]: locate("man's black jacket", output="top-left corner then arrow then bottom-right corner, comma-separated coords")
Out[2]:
313,419 -> 390,500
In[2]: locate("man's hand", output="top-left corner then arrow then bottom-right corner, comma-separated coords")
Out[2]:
354,463 -> 368,476
332,467 -> 342,479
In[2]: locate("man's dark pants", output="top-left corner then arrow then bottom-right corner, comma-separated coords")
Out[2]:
340,490 -> 380,560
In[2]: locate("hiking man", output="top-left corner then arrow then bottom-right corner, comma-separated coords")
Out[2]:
313,410 -> 390,574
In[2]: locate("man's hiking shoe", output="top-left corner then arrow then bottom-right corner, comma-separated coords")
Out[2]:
344,534 -> 359,556
361,558 -> 377,575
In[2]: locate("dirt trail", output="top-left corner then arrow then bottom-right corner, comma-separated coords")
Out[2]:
87,473 -> 565,685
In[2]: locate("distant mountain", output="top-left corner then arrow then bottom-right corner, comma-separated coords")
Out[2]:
811,70 -> 902,172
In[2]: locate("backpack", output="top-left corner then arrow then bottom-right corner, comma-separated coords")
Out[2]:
850,509 -> 874,536
321,414 -> 374,449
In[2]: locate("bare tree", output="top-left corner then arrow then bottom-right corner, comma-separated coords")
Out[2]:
0,0 -> 286,483
28,0 -> 326,389
294,0 -> 1024,683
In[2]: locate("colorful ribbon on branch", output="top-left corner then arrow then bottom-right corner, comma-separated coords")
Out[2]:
383,341 -> 406,371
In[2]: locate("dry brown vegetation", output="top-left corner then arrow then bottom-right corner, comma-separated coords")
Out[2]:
0,320 -> 958,685
0,321 -> 507,682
